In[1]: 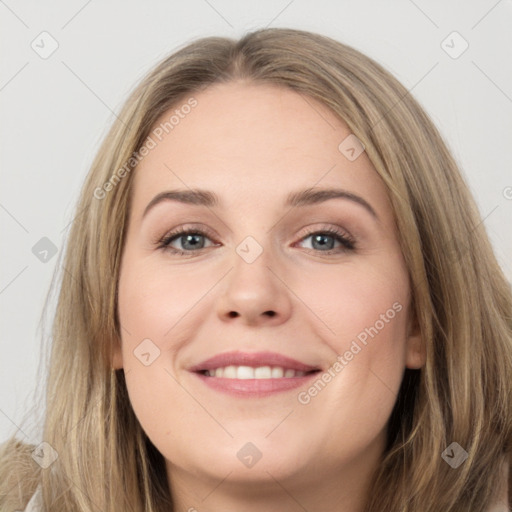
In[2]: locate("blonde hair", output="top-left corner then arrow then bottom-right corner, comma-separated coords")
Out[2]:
1,27 -> 511,511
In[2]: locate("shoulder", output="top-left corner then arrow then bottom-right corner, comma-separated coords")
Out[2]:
0,437 -> 41,510
24,484 -> 42,512
487,455 -> 510,512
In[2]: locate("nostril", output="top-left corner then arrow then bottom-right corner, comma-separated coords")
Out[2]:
226,311 -> 275,318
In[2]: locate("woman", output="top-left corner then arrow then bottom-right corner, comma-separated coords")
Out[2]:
1,27 -> 510,511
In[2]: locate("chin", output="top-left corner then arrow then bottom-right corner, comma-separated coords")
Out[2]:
164,434 -> 312,484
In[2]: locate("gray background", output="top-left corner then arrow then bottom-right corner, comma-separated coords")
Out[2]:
1,0 -> 511,443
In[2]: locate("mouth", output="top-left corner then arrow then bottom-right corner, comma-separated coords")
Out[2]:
188,351 -> 322,397
199,366 -> 316,379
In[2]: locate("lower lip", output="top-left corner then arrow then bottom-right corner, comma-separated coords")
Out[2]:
192,372 -> 320,397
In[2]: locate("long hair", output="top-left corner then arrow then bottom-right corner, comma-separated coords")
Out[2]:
1,27 -> 511,511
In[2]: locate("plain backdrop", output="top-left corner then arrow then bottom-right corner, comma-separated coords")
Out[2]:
1,0 -> 511,444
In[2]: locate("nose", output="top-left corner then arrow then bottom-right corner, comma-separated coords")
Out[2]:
216,240 -> 293,327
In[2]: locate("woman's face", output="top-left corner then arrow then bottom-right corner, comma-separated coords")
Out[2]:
115,81 -> 424,506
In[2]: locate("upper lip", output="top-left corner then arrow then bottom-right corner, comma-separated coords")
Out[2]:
188,351 -> 321,373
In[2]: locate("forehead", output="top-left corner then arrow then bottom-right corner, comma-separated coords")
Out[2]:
131,81 -> 389,216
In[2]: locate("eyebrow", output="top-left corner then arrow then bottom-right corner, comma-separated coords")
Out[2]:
142,187 -> 378,220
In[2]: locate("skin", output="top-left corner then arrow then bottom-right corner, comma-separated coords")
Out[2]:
113,80 -> 425,512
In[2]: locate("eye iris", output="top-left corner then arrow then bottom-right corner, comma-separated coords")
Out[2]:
312,233 -> 334,250
180,233 -> 204,250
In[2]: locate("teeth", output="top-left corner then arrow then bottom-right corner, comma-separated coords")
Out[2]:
237,366 -> 254,379
271,367 -> 284,378
204,366 -> 307,379
254,366 -> 271,378
223,365 -> 237,378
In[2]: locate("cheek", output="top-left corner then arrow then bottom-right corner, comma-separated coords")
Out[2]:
118,256 -> 210,347
295,262 -> 409,421
294,260 -> 409,354
117,255 -> 220,442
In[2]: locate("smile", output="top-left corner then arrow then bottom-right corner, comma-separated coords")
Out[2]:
189,351 -> 322,397
201,365 -> 311,379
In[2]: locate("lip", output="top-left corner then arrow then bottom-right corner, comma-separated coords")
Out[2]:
188,350 -> 321,373
188,350 -> 321,398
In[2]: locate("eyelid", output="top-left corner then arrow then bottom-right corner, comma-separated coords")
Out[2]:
153,223 -> 219,246
298,223 -> 355,242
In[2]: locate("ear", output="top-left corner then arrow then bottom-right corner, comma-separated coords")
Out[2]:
111,335 -> 124,369
405,308 -> 426,369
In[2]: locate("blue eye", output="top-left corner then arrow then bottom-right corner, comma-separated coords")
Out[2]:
158,230 -> 216,255
157,226 -> 356,256
298,228 -> 355,252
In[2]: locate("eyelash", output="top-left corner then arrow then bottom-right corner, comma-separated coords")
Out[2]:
156,225 -> 356,257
